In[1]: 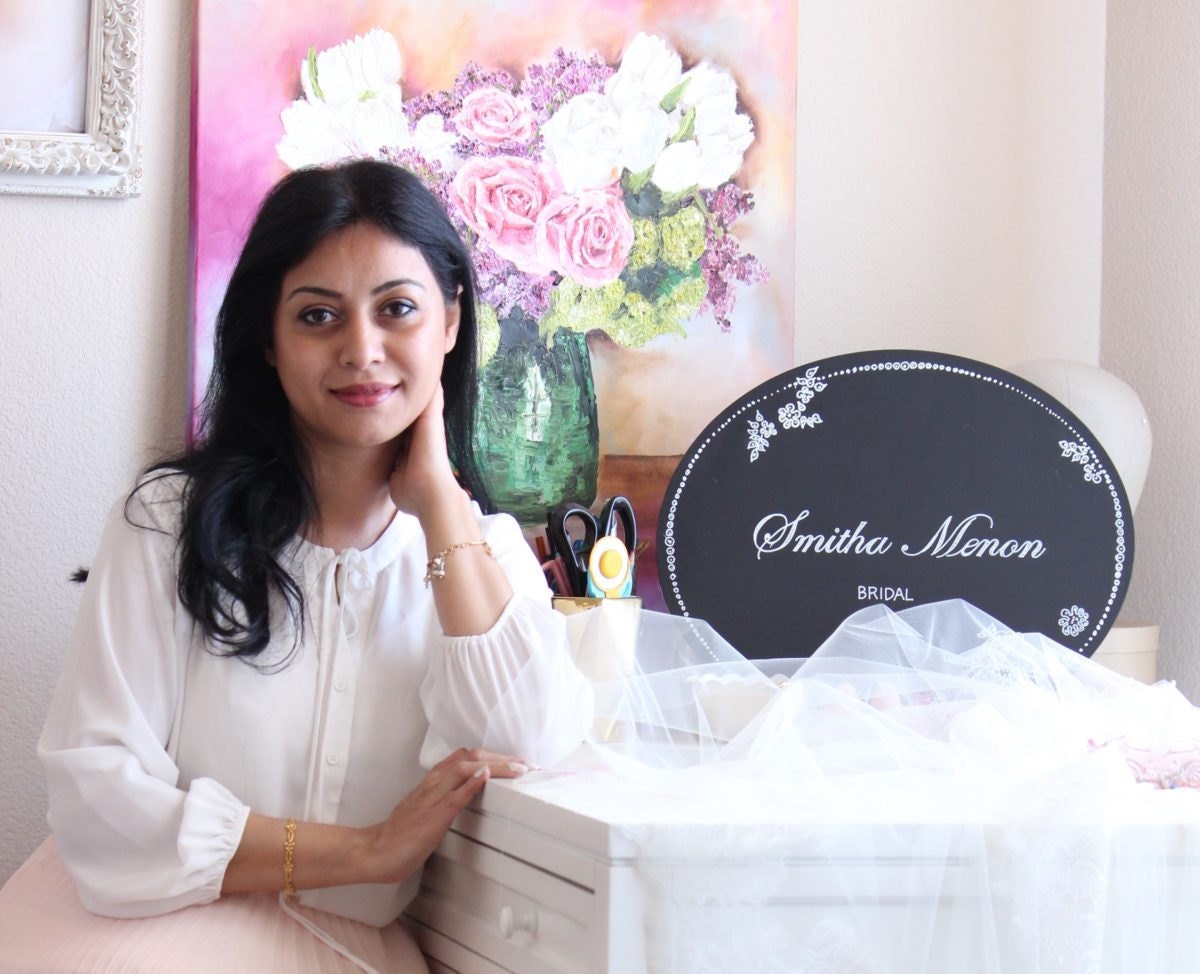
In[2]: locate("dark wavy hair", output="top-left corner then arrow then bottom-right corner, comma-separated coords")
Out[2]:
137,159 -> 490,663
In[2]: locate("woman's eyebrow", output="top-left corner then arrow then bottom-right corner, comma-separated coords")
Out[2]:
284,278 -> 425,302
372,277 -> 425,294
285,284 -> 341,301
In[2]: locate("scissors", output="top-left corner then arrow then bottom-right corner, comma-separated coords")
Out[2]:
546,496 -> 638,597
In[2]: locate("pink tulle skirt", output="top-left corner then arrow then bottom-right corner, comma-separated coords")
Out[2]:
0,838 -> 428,973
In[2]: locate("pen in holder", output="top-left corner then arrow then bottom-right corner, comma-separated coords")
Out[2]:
554,596 -> 641,742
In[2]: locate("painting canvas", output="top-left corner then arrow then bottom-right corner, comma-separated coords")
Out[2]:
192,0 -> 797,606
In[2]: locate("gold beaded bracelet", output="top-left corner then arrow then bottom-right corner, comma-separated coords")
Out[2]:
424,539 -> 494,586
283,818 -> 297,898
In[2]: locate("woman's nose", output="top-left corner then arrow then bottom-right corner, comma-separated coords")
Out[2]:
339,312 -> 385,369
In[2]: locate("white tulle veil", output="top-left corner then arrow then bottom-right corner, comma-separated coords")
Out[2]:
498,600 -> 1200,973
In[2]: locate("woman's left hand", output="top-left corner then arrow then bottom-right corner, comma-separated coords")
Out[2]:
389,383 -> 461,521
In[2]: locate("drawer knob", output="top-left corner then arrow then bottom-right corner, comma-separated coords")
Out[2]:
498,905 -> 538,944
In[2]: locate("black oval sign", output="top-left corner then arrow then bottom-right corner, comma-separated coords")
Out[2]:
657,350 -> 1132,658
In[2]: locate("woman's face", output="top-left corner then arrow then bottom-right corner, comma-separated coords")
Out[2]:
268,222 -> 460,457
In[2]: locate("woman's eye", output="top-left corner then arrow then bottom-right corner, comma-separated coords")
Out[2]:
299,307 -> 336,326
381,298 -> 416,319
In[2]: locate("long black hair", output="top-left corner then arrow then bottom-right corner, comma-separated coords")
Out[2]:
138,159 -> 490,662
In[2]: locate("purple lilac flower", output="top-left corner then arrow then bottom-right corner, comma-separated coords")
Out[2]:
384,146 -> 453,200
471,246 -> 522,318
520,48 -> 613,124
700,232 -> 768,331
694,184 -> 767,329
472,245 -> 556,321
702,184 -> 758,233
454,134 -> 541,160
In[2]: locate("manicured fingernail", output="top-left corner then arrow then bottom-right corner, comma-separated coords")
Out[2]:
508,762 -> 530,775
473,767 -> 489,779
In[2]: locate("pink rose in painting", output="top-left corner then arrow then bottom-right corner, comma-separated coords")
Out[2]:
452,88 -> 536,146
451,156 -> 561,273
535,189 -> 635,286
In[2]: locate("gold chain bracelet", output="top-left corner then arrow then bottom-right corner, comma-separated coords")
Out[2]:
283,818 -> 297,898
424,539 -> 494,586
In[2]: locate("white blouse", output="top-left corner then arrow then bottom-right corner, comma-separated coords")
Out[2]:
39,474 -> 593,925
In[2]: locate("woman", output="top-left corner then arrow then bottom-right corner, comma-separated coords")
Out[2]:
8,160 -> 592,971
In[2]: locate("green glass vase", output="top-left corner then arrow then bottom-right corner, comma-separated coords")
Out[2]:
472,312 -> 599,523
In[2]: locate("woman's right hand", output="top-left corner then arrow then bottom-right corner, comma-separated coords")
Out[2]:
361,747 -> 530,885
225,748 -> 531,895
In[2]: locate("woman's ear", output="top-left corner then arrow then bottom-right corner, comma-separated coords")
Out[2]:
443,287 -> 462,353
264,345 -> 277,368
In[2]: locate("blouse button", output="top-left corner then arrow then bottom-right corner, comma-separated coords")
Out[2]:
325,753 -> 340,766
333,678 -> 347,692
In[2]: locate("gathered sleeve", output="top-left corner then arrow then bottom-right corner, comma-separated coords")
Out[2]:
38,485 -> 250,918
419,512 -> 593,768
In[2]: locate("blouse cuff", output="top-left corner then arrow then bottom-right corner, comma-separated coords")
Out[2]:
178,777 -> 251,904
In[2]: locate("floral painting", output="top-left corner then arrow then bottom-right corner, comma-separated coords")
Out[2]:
193,0 -> 797,605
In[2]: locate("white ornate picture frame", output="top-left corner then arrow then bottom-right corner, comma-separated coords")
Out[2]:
0,0 -> 143,198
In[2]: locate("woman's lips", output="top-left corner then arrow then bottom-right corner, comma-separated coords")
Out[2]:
330,383 -> 396,408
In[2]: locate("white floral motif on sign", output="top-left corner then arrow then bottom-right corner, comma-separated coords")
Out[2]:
778,404 -> 825,431
795,365 -> 827,405
747,411 -> 777,462
1059,605 -> 1089,638
767,366 -> 826,447
1059,440 -> 1103,484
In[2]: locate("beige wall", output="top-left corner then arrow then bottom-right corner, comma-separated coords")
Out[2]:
1101,1 -> 1200,711
794,0 -> 1105,366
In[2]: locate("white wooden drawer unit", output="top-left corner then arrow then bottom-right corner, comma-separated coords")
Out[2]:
401,771 -> 1072,974
406,776 -> 647,973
